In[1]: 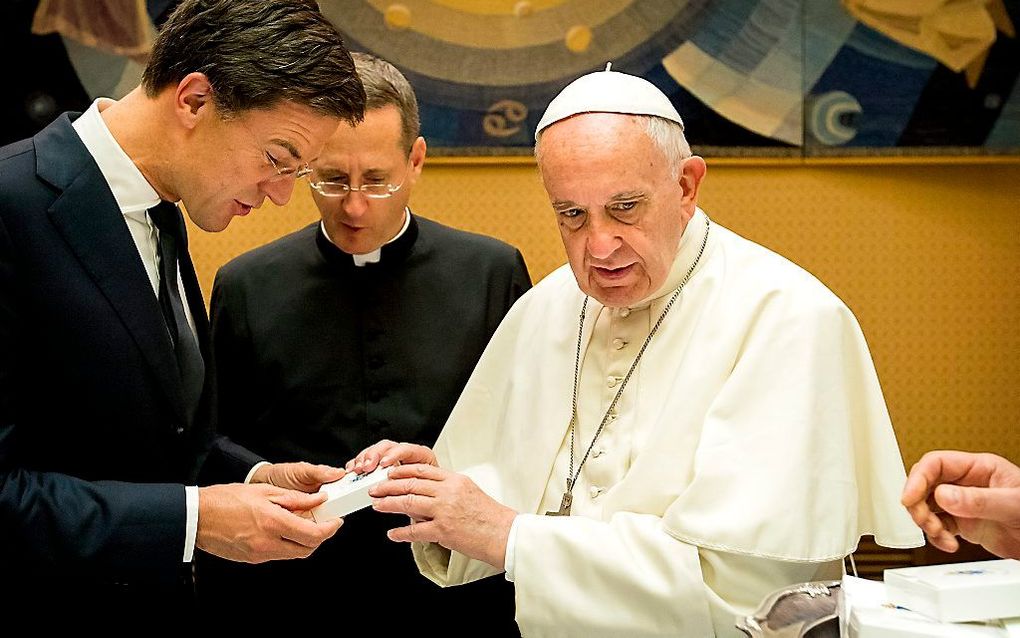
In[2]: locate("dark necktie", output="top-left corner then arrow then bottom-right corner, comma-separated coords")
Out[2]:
148,201 -> 205,422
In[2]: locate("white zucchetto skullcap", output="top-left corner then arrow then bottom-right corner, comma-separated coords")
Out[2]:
535,63 -> 684,139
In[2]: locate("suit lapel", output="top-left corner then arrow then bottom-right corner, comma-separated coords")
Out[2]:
36,114 -> 189,426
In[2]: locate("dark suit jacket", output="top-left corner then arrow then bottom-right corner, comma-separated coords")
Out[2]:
199,217 -> 529,628
0,113 -> 260,591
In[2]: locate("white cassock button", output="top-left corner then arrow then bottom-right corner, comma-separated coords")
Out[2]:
620,308 -> 631,318
607,376 -> 618,388
589,486 -> 603,498
612,338 -> 626,350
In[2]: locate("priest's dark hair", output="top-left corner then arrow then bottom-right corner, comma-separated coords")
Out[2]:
142,0 -> 366,124
351,52 -> 421,151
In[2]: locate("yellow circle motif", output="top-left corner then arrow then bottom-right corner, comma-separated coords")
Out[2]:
384,4 -> 413,30
565,25 -> 592,53
513,1 -> 534,18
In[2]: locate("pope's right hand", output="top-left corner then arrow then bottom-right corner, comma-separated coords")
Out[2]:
196,483 -> 343,563
346,439 -> 438,474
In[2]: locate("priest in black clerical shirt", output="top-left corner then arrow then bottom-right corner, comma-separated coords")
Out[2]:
197,54 -> 529,631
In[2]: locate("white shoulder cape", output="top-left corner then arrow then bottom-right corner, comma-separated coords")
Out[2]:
415,210 -> 922,586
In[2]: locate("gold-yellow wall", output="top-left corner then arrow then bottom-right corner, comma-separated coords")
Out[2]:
188,158 -> 1020,468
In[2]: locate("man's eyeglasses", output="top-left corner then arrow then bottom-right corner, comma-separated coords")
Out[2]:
309,178 -> 406,199
265,152 -> 312,182
308,160 -> 410,199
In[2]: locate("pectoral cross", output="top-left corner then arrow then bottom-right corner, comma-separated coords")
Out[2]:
545,492 -> 572,516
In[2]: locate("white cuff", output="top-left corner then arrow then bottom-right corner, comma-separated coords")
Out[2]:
244,461 -> 270,484
184,485 -> 198,562
504,514 -> 525,582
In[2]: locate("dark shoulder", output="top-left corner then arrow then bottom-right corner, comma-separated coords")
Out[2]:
0,140 -> 43,223
0,138 -> 33,164
415,215 -> 521,264
0,139 -> 37,199
215,222 -> 319,287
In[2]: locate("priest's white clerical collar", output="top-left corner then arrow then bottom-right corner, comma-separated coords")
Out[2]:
319,207 -> 411,266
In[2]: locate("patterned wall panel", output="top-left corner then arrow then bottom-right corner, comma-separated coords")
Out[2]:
10,2 -> 1018,154
312,0 -> 1020,155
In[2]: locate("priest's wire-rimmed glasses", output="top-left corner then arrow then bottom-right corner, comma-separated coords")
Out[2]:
308,157 -> 411,199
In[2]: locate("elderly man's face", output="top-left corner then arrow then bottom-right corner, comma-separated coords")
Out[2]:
538,113 -> 703,308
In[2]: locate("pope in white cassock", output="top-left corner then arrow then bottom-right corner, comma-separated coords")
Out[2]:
352,67 -> 924,637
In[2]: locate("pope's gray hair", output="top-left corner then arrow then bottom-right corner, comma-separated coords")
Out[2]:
535,114 -> 692,178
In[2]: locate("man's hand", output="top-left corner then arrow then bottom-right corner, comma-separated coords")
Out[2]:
901,450 -> 1020,559
368,463 -> 517,569
347,439 -> 437,474
196,483 -> 343,563
250,461 -> 345,492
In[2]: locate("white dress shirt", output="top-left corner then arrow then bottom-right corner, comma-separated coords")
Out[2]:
72,98 -> 202,562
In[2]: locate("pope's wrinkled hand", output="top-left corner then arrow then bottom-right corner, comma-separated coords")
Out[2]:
901,450 -> 1020,559
368,463 -> 517,569
346,439 -> 437,474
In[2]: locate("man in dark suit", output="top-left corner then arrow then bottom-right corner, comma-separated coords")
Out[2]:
200,54 -> 527,629
0,0 -> 366,603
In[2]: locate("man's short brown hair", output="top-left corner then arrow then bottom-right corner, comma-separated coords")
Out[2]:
352,52 -> 420,150
143,0 -> 365,124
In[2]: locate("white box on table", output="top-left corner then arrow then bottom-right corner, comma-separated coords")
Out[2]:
884,560 -> 1020,623
843,575 -> 1011,638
